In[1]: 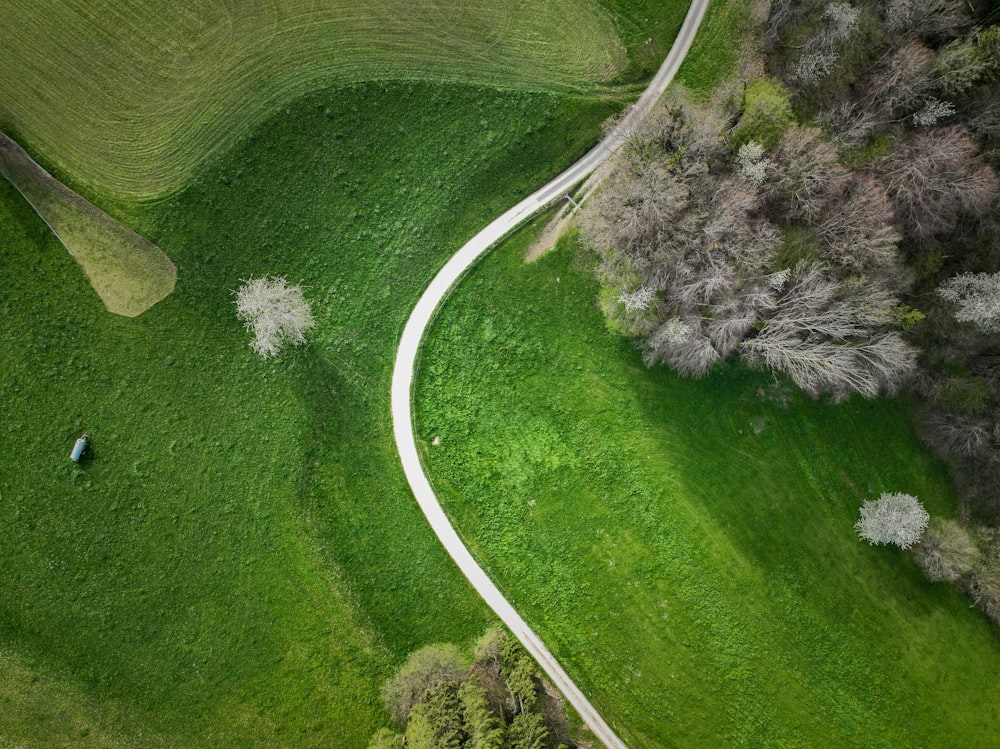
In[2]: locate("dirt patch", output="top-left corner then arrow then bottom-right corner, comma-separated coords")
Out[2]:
525,161 -> 614,263
525,203 -> 574,263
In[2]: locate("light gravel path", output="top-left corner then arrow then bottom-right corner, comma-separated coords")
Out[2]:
390,2 -> 709,746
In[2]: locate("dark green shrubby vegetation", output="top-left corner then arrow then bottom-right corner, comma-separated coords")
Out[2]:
371,627 -> 573,749
583,0 -> 1000,622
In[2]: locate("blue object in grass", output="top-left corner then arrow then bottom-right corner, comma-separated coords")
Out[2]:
70,433 -> 89,462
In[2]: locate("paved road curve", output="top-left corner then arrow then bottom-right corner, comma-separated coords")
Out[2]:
390,2 -> 709,746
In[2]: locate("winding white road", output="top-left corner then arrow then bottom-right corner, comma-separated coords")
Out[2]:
390,3 -> 709,746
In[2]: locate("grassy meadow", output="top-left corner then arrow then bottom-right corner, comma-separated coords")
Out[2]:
414,229 -> 1000,748
0,0 -> 689,738
0,81 -> 627,745
11,1 -> 990,747
0,0 -> 691,200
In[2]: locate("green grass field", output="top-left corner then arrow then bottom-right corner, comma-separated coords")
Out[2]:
414,230 -> 1000,748
0,81 -> 625,746
0,0 -> 694,740
0,0 -> 638,200
13,1 -> 985,746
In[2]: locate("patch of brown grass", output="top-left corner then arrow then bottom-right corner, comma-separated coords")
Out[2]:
0,131 -> 175,316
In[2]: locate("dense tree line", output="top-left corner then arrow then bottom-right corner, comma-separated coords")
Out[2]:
369,627 -> 574,749
580,0 -> 1000,621
582,93 -> 918,402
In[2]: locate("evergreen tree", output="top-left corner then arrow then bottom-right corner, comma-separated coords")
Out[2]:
405,682 -> 469,749
506,712 -> 550,749
459,681 -> 506,749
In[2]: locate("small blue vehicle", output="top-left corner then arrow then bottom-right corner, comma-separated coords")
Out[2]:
70,433 -> 89,463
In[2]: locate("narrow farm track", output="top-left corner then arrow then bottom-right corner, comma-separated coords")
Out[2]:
390,2 -> 709,746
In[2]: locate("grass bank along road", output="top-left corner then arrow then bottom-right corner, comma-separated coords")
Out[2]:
391,1 -> 708,746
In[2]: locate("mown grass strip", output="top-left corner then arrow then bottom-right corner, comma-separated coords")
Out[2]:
0,131 -> 175,316
0,0 -> 627,199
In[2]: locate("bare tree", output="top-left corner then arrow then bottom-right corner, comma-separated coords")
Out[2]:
884,0 -> 972,41
583,160 -> 690,262
644,175 -> 783,373
868,41 -> 937,116
645,318 -> 721,377
817,99 -> 880,146
730,222 -> 784,275
708,306 -> 758,357
855,492 -> 930,549
235,276 -> 316,358
878,125 -> 1000,239
914,518 -> 1000,626
743,328 -> 916,400
768,126 -> 846,220
969,571 -> 1000,624
813,175 -> 903,275
740,262 -> 916,399
968,95 -> 1000,139
672,259 -> 736,308
764,0 -> 811,52
921,410 -> 993,460
583,94 -> 917,400
702,180 -> 772,261
818,41 -> 936,143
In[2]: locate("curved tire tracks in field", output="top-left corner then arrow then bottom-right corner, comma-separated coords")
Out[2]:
391,2 -> 708,746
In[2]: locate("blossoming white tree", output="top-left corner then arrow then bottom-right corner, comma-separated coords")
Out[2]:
737,141 -> 770,187
937,271 -> 1000,334
855,492 -> 929,549
912,97 -> 955,127
618,286 -> 657,312
235,276 -> 316,358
